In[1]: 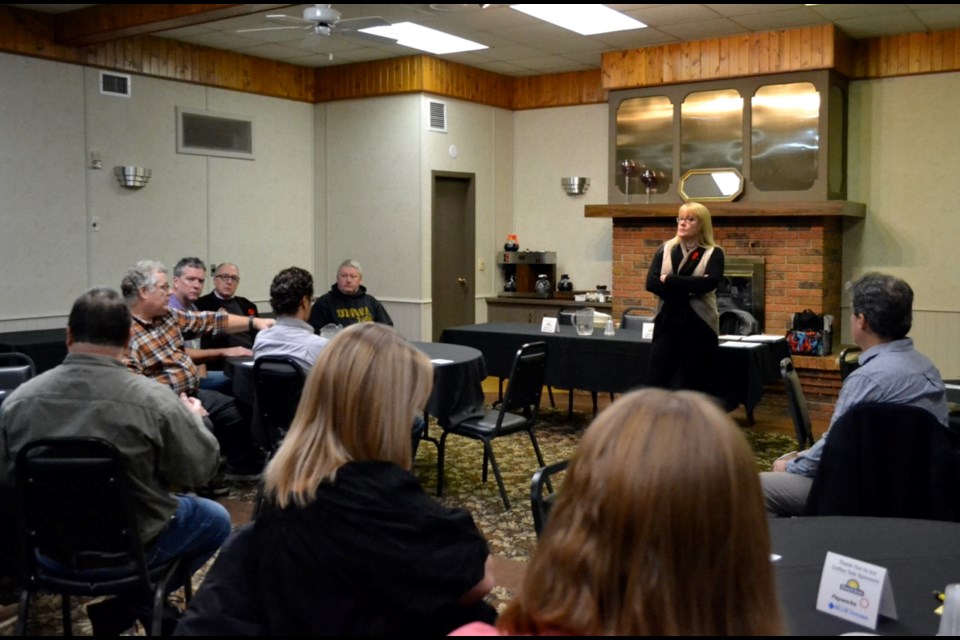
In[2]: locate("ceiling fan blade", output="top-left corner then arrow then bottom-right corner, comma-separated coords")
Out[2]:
236,25 -> 311,34
265,14 -> 314,27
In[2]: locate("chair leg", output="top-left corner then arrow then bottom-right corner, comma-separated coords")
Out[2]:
546,385 -> 556,408
528,429 -> 550,493
481,446 -> 489,483
567,390 -> 574,417
16,589 -> 31,636
436,431 -> 449,497
483,441 -> 511,510
61,594 -> 72,636
591,391 -> 598,415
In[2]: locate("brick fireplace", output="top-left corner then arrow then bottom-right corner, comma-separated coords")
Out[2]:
586,201 -> 864,336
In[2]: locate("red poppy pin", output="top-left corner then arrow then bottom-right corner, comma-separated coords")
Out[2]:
247,309 -> 256,316
691,251 -> 700,261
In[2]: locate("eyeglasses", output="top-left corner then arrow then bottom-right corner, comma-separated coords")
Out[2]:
215,274 -> 240,283
676,216 -> 699,224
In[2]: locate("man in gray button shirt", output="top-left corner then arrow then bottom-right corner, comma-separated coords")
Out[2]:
253,267 -> 329,373
761,273 -> 948,516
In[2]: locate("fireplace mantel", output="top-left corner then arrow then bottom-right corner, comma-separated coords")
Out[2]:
586,201 -> 865,220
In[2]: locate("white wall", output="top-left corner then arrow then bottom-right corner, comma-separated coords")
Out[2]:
0,53 -> 315,332
845,71 -> 960,375
0,55 -> 86,330
513,104 -> 612,293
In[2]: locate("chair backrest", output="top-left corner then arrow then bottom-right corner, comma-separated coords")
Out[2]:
531,459 -> 569,538
719,309 -> 759,336
253,356 -> 306,452
620,306 -> 656,331
16,437 -> 150,583
780,357 -> 813,449
500,342 -> 548,424
0,352 -> 35,391
838,346 -> 862,381
804,403 -> 960,520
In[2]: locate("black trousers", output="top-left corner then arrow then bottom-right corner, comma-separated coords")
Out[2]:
198,389 -> 261,469
645,310 -> 719,397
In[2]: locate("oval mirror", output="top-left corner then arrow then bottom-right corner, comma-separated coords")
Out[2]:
678,168 -> 744,202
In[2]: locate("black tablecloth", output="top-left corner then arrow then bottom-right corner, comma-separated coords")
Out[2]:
439,322 -> 786,413
769,516 -> 960,635
225,342 -> 487,429
412,342 -> 486,428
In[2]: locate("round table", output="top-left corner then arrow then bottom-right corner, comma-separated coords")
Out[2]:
770,516 -> 960,635
412,341 -> 486,429
225,342 -> 487,429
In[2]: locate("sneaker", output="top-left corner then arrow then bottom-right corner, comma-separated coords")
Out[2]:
194,476 -> 230,498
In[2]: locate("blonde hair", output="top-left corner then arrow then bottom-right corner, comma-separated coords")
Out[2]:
499,388 -> 782,636
264,323 -> 432,509
676,201 -> 717,247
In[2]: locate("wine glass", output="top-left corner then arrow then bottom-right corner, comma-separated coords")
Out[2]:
619,159 -> 637,203
640,169 -> 658,203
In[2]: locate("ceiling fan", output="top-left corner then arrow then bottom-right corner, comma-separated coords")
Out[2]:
237,4 -> 390,38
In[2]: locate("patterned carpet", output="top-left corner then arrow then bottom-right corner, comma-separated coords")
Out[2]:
1,406 -> 798,635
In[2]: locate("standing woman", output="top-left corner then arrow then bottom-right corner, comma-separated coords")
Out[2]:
645,201 -> 725,395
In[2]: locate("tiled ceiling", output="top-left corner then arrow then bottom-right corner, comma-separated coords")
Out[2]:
14,4 -> 960,76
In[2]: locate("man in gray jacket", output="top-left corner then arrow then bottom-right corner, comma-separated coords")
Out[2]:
0,287 -> 231,632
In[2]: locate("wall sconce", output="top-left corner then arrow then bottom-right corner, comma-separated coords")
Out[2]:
114,166 -> 151,189
561,176 -> 590,195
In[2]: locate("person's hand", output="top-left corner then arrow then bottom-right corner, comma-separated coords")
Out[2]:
253,317 -> 275,331
222,346 -> 253,358
179,393 -> 208,417
660,274 -> 667,283
772,450 -> 799,472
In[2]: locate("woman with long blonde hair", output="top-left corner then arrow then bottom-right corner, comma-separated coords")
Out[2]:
454,388 -> 782,636
645,201 -> 725,395
181,323 -> 495,635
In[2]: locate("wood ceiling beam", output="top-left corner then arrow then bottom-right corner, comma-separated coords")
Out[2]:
53,4 -> 294,46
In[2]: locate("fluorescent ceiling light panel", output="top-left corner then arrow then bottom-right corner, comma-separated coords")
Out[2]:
359,22 -> 487,55
510,4 -> 646,36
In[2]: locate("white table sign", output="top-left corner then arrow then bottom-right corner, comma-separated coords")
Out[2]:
540,317 -> 559,333
641,321 -> 654,340
816,551 -> 897,629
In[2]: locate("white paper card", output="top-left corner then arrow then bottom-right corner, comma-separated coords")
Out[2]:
540,317 -> 559,333
641,322 -> 655,340
816,551 -> 897,629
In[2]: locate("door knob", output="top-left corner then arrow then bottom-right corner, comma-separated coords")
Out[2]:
457,277 -> 467,286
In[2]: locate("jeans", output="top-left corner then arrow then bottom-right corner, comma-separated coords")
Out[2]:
147,495 -> 232,576
199,370 -> 232,394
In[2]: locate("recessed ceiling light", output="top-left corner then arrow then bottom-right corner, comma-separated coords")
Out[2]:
359,22 -> 488,55
510,4 -> 646,36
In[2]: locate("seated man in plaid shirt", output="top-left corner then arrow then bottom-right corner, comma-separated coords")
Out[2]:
121,260 -> 274,481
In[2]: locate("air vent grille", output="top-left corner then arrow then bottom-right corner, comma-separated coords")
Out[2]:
428,100 -> 447,132
100,71 -> 131,98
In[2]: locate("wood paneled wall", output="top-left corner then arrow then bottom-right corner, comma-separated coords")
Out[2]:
315,55 -> 515,109
601,25 -> 852,89
852,29 -> 960,78
3,4 -> 960,109
0,5 -> 314,102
